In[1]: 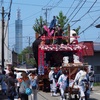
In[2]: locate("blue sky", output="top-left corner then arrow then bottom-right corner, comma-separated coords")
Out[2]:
1,0 -> 100,50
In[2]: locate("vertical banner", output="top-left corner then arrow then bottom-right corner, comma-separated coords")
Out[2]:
38,47 -> 44,75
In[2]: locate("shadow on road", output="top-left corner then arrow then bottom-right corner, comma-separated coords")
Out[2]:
89,98 -> 98,100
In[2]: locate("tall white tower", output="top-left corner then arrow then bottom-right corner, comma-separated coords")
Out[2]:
15,9 -> 23,54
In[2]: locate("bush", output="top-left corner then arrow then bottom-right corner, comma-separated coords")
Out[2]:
94,82 -> 100,86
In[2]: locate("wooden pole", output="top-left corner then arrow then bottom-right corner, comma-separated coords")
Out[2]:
68,24 -> 70,43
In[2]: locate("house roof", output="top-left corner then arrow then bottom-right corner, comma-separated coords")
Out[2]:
79,41 -> 94,56
79,41 -> 100,56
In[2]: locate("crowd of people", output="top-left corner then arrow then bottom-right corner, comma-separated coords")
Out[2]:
0,65 -> 38,100
0,64 -> 94,100
48,66 -> 94,100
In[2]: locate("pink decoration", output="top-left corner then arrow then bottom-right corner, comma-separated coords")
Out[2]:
43,25 -> 54,36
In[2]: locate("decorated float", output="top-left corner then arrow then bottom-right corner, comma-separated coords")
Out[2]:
32,27 -> 90,94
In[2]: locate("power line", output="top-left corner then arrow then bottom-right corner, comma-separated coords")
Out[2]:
88,13 -> 95,22
71,0 -> 97,27
8,10 -> 42,26
89,9 -> 100,13
94,32 -> 100,42
79,16 -> 100,35
68,0 -> 87,24
67,0 -> 83,21
65,0 -> 76,16
3,1 -> 100,8
49,0 -> 63,10
4,0 -> 12,41
42,8 -> 51,25
42,0 -> 52,8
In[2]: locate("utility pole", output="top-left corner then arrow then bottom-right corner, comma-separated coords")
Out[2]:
42,8 -> 51,25
68,24 -> 70,43
29,36 -> 30,47
1,6 -> 4,73
28,36 -> 31,59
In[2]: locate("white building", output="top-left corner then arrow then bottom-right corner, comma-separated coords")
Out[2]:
0,21 -> 12,67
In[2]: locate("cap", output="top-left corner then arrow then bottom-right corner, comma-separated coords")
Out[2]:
51,67 -> 55,70
60,66 -> 62,68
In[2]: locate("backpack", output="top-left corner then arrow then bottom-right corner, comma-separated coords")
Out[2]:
31,79 -> 37,89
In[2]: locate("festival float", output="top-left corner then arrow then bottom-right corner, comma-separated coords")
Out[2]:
32,26 -> 89,93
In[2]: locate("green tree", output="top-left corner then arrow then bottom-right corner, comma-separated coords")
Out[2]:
56,11 -> 68,30
18,46 -> 36,66
56,11 -> 80,35
33,16 -> 46,35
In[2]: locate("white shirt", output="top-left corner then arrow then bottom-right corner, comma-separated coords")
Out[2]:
49,70 -> 54,81
15,72 -> 22,86
74,70 -> 87,85
58,74 -> 68,89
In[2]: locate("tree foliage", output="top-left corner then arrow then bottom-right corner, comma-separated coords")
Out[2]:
18,46 -> 36,66
56,11 -> 68,30
33,16 -> 46,35
33,11 -> 80,35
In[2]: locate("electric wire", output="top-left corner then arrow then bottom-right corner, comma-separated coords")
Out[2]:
94,32 -> 100,42
65,0 -> 76,16
67,0 -> 83,21
42,0 -> 52,9
50,0 -> 63,9
3,1 -> 100,8
88,13 -> 95,23
68,0 -> 87,24
89,9 -> 100,13
9,10 -> 42,26
79,16 -> 100,35
71,0 -> 97,27
4,0 -> 12,40
4,0 -> 12,51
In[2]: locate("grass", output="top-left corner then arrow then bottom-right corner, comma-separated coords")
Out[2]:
94,82 -> 100,86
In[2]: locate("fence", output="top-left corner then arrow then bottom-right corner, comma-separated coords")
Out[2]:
94,74 -> 100,82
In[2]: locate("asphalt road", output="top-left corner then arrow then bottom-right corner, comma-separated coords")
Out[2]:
37,87 -> 100,100
0,86 -> 100,100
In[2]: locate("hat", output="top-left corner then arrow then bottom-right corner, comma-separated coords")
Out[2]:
60,66 -> 62,69
51,67 -> 55,70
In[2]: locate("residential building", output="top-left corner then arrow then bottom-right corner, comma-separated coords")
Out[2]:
0,21 -> 12,67
81,41 -> 100,82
